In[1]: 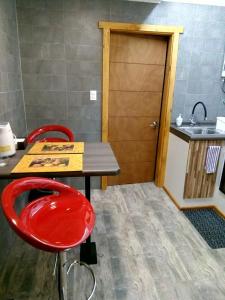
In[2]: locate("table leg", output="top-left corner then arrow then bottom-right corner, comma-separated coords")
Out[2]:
85,176 -> 91,244
85,175 -> 91,201
80,176 -> 97,265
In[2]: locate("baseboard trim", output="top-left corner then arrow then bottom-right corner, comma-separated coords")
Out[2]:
163,186 -> 225,219
163,186 -> 180,209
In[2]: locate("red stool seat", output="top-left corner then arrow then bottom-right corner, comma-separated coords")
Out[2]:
1,177 -> 95,252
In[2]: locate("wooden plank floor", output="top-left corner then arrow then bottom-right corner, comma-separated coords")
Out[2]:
1,183 -> 225,299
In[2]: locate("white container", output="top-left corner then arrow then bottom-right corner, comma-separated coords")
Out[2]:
176,114 -> 183,127
0,122 -> 16,158
216,117 -> 225,132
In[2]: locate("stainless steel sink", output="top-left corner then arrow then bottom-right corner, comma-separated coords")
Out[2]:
187,128 -> 203,134
206,128 -> 219,134
180,126 -> 224,135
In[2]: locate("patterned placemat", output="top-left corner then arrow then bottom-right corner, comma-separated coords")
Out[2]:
28,142 -> 84,154
11,154 -> 83,173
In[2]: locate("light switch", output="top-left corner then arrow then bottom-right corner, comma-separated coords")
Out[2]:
90,90 -> 97,101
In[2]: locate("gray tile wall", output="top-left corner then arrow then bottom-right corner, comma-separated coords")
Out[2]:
0,0 -> 26,267
16,0 -> 105,142
16,0 -> 225,131
15,0 -> 225,189
0,0 -> 26,135
108,1 -> 225,122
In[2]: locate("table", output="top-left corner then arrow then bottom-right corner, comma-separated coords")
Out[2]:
0,143 -> 120,264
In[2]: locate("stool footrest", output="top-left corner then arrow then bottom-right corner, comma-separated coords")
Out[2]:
66,260 -> 96,300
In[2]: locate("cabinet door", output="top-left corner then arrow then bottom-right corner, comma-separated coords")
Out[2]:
184,140 -> 223,199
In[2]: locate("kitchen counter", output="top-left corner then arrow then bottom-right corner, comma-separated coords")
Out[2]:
171,123 -> 225,142
165,126 -> 225,216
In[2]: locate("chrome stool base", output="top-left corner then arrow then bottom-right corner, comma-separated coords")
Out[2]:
57,252 -> 96,300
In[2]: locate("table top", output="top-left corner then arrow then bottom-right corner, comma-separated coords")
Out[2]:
0,143 -> 120,179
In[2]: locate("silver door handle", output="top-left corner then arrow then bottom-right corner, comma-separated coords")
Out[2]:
149,121 -> 159,128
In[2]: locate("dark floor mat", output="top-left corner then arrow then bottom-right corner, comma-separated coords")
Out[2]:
183,208 -> 225,249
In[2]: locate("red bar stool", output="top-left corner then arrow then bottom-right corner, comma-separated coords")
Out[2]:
1,177 -> 96,299
26,124 -> 75,143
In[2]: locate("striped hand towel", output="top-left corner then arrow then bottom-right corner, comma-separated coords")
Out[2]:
205,146 -> 221,174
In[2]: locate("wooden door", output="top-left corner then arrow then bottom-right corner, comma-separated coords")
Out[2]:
108,33 -> 168,185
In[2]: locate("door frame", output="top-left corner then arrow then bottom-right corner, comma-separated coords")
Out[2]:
99,21 -> 183,189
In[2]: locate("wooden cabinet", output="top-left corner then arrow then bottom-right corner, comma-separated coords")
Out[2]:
184,140 -> 223,198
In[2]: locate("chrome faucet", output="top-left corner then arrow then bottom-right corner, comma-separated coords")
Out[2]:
190,101 -> 207,125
